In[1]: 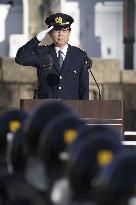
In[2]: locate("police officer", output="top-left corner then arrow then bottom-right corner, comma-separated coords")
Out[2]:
0,108 -> 28,173
92,149 -> 136,205
50,125 -> 122,205
15,13 -> 89,100
38,113 -> 86,182
38,113 -> 86,205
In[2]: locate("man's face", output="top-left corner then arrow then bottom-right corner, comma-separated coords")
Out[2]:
49,28 -> 71,48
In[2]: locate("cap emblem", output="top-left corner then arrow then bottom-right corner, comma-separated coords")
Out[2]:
63,128 -> 77,144
96,150 -> 113,166
55,17 -> 63,24
9,120 -> 20,132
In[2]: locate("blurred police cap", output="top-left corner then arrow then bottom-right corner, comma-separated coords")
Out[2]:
92,148 -> 136,205
38,113 -> 85,169
45,13 -> 74,30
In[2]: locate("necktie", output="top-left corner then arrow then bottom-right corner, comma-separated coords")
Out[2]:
58,50 -> 63,69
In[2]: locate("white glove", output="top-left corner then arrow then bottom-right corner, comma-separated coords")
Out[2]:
36,26 -> 54,41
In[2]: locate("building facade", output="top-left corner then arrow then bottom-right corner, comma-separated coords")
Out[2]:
0,0 -> 135,68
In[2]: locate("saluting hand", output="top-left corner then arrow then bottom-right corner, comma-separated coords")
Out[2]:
36,26 -> 54,41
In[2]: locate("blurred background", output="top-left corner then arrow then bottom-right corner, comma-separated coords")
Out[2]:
0,0 -> 136,131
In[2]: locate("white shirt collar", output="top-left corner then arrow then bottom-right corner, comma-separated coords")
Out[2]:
55,44 -> 68,57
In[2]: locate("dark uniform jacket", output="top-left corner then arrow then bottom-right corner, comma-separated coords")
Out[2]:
15,37 -> 89,100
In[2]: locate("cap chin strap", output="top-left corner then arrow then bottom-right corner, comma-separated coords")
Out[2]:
61,22 -> 70,25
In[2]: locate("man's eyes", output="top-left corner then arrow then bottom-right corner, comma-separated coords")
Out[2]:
62,29 -> 69,32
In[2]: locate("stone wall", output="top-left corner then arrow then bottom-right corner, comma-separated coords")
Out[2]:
0,57 -> 136,131
0,57 -> 37,108
90,58 -> 136,131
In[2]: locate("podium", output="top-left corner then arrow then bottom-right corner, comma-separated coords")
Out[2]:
20,99 -> 124,136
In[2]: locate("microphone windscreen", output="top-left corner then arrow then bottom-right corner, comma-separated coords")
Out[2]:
84,56 -> 93,68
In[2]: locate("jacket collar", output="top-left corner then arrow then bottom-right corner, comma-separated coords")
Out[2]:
47,44 -> 74,73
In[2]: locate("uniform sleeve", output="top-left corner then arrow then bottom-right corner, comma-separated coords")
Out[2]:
79,52 -> 89,100
15,37 -> 40,67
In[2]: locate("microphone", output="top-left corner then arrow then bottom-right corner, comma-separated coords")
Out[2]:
43,54 -> 53,70
33,54 -> 53,99
83,55 -> 101,100
84,56 -> 93,68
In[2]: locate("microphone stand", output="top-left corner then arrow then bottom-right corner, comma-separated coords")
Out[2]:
88,66 -> 101,100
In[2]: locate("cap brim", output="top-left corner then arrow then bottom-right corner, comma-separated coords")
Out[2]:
54,24 -> 71,30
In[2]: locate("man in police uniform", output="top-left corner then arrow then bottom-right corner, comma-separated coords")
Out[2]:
15,13 -> 89,100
